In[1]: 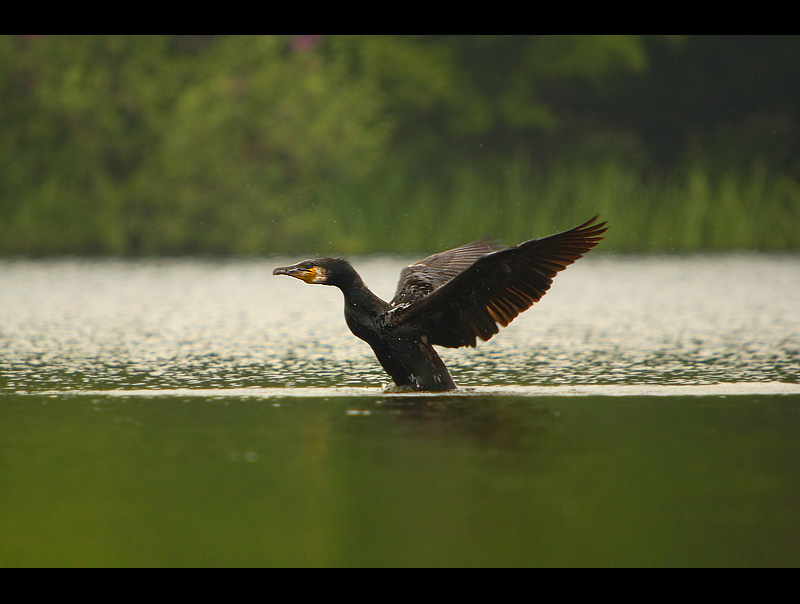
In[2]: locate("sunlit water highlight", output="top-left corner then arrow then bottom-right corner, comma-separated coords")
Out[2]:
1,254 -> 798,393
36,382 -> 800,399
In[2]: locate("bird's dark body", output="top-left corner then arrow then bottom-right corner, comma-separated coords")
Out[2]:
361,332 -> 456,391
336,263 -> 456,390
273,217 -> 607,391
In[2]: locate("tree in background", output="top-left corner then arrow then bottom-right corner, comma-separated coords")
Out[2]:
1,35 -> 798,255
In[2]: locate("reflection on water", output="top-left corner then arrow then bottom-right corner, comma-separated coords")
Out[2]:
1,254 -> 798,392
2,390 -> 799,567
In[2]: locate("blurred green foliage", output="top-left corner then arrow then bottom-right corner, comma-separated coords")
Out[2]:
1,35 -> 798,255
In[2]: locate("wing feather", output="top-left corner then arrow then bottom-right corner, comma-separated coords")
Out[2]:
386,217 -> 607,347
391,238 -> 503,306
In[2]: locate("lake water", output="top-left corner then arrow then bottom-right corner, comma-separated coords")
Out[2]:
1,254 -> 799,566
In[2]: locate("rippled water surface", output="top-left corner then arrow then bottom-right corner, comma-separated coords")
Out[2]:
2,254 -> 798,392
1,254 -> 799,566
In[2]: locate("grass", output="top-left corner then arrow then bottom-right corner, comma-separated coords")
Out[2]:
1,155 -> 799,256
304,154 -> 800,255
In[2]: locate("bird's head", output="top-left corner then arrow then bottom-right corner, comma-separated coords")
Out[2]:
273,257 -> 355,287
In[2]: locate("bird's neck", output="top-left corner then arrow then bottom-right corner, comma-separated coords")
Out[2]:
341,279 -> 387,310
333,268 -> 389,316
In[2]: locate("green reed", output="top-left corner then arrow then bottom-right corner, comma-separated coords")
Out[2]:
305,155 -> 800,255
1,155 -> 798,256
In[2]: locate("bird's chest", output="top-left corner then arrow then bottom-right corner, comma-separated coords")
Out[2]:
344,302 -> 383,344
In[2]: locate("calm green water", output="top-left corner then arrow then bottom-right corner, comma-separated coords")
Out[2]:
1,254 -> 799,566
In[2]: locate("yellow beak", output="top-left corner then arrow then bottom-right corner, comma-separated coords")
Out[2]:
273,264 -> 318,283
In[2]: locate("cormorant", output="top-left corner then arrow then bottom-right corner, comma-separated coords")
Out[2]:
273,216 -> 607,391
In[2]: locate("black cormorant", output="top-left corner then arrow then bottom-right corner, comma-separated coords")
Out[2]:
273,216 -> 607,391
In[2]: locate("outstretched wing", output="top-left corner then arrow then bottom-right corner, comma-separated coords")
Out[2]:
390,238 -> 503,307
387,217 -> 607,348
